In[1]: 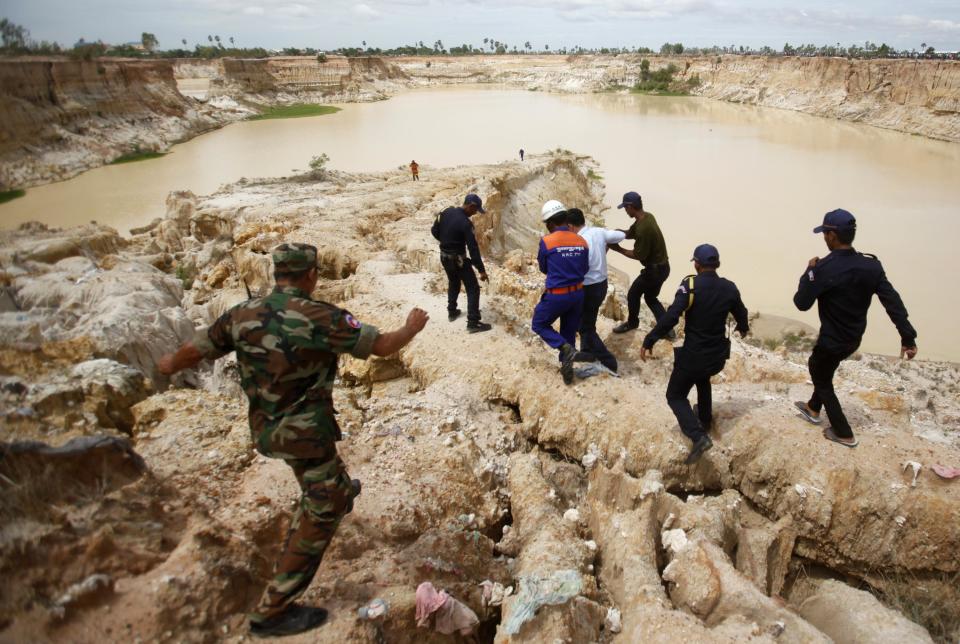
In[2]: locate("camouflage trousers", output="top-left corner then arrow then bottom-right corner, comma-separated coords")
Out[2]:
249,450 -> 356,623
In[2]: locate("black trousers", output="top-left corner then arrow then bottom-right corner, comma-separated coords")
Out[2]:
579,280 -> 617,372
627,262 -> 670,326
666,353 -> 722,443
441,255 -> 480,323
807,344 -> 856,438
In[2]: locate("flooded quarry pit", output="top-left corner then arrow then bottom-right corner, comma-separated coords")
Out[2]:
3,87 -> 958,361
2,55 -> 960,644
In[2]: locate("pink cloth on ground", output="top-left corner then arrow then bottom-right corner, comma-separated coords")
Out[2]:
415,582 -> 449,627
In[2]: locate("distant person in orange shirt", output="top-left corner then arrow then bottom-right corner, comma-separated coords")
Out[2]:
410,160 -> 419,181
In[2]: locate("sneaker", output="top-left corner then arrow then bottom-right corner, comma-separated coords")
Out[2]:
448,309 -> 461,322
560,344 -> 576,385
466,322 -> 492,334
667,329 -> 678,340
794,401 -> 821,425
612,322 -> 638,334
250,605 -> 328,638
684,435 -> 713,465
350,478 -> 362,498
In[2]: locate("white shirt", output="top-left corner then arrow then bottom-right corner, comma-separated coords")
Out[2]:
578,225 -> 626,286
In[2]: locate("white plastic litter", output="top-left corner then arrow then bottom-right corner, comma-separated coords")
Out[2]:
902,460 -> 922,487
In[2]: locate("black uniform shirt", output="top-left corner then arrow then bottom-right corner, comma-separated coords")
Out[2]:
643,271 -> 749,369
793,248 -> 916,353
431,207 -> 486,273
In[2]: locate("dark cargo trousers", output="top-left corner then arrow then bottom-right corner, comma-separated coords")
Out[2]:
579,280 -> 618,372
807,344 -> 856,439
627,262 -> 670,326
250,451 -> 356,623
665,353 -> 723,443
441,254 -> 481,324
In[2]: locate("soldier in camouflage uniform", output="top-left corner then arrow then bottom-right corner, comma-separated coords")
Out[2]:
159,243 -> 429,638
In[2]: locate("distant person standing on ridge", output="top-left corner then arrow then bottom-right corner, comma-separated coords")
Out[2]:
519,148 -> 525,161
566,207 -> 625,374
609,191 -> 672,335
532,200 -> 590,385
431,194 -> 492,333
158,243 -> 430,638
641,244 -> 749,464
410,160 -> 419,181
793,209 -> 917,448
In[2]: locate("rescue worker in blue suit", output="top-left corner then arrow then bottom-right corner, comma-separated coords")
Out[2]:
792,208 -> 917,448
532,200 -> 590,385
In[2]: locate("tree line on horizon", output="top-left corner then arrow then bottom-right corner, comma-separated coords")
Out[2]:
1,18 -> 956,62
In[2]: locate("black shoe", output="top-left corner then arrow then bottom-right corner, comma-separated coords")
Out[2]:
467,322 -> 492,334
684,435 -> 713,465
560,344 -> 576,385
667,329 -> 678,340
351,478 -> 362,498
250,605 -> 328,638
612,322 -> 638,334
448,309 -> 461,322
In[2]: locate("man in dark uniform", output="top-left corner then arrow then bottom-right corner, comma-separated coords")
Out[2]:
431,193 -> 492,333
610,191 -> 672,334
793,209 -> 917,447
641,244 -> 749,464
158,243 -> 429,638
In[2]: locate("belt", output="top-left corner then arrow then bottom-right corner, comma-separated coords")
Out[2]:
546,283 -> 583,295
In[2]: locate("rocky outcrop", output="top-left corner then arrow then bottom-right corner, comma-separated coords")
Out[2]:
0,58 -> 247,190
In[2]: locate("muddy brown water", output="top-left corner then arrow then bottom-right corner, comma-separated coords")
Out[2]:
3,87 -> 958,361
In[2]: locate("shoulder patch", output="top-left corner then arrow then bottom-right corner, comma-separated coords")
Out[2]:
344,313 -> 362,329
808,269 -> 815,282
860,252 -> 879,260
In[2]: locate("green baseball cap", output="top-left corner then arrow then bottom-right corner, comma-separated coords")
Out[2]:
272,242 -> 318,273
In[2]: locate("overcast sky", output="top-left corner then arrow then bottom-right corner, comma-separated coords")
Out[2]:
4,0 -> 959,51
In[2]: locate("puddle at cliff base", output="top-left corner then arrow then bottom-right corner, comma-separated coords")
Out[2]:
2,87 -> 958,361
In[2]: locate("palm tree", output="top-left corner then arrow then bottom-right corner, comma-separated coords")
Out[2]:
181,38 -> 187,47
207,35 -> 213,43
229,36 -> 234,46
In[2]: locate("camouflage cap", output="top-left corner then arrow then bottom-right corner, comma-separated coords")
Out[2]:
272,243 -> 318,274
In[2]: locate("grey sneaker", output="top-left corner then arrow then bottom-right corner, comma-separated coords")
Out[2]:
613,322 -> 638,334
466,322 -> 492,334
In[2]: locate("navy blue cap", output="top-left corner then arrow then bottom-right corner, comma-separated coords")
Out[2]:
616,191 -> 643,209
813,209 -> 856,234
464,193 -> 485,213
691,243 -> 720,267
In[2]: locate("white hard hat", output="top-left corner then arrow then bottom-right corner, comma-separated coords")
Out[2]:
541,200 -> 567,222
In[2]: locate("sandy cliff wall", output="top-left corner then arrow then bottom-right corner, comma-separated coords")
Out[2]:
395,54 -> 960,142
684,56 -> 960,143
0,58 -> 242,190
211,54 -> 408,103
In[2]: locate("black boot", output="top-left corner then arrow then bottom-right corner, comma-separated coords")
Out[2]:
250,605 -> 329,638
684,435 -> 713,465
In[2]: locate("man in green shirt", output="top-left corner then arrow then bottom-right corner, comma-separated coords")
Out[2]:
610,191 -> 671,333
